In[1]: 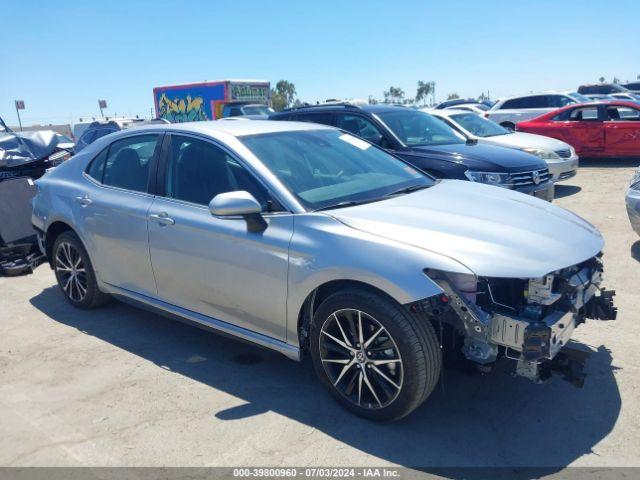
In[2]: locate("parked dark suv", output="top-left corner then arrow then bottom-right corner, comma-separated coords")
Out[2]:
578,83 -> 630,95
270,104 -> 553,199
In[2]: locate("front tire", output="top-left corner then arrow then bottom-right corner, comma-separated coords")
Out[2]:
52,231 -> 110,309
309,289 -> 442,420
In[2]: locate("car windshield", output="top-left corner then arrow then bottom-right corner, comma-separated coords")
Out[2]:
375,109 -> 466,146
239,129 -> 434,211
242,105 -> 272,115
450,113 -> 510,137
568,92 -> 591,103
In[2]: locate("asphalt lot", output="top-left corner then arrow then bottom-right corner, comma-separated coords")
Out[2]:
1,159 -> 640,472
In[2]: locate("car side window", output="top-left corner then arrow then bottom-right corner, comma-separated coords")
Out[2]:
294,113 -> 334,125
102,134 -> 159,192
86,147 -> 108,182
547,95 -> 574,108
336,114 -> 386,145
502,96 -> 545,109
569,107 -> 600,121
165,135 -> 270,208
607,106 -> 640,121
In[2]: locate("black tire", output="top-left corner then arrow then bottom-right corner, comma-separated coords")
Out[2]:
309,288 -> 442,421
52,231 -> 110,309
501,122 -> 516,131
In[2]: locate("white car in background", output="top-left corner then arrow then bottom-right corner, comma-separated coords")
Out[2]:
486,92 -> 578,130
444,104 -> 487,115
431,109 -> 579,182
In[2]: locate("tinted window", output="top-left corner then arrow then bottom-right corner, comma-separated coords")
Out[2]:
86,148 -> 108,182
102,135 -> 158,192
228,107 -> 242,117
294,113 -> 334,126
336,114 -> 385,144
239,130 -> 432,211
547,95 -> 575,108
376,109 -> 465,146
93,128 -> 118,141
502,96 -> 546,109
80,129 -> 97,145
166,136 -> 268,207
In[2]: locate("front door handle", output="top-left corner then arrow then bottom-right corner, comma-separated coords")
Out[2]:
149,212 -> 175,226
75,195 -> 92,207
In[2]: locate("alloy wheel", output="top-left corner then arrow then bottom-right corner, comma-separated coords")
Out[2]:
55,242 -> 88,302
319,309 -> 404,409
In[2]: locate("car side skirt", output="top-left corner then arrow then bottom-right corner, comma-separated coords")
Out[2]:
101,282 -> 301,361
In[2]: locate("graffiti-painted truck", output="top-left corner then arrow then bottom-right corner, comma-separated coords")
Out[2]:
153,79 -> 271,123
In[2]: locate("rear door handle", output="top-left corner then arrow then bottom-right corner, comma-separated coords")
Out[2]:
149,212 -> 175,226
75,195 -> 92,207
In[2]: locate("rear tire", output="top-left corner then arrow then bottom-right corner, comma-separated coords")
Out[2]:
309,288 -> 441,420
52,231 -> 110,309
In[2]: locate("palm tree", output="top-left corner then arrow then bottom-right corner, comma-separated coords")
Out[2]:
415,81 -> 433,106
383,86 -> 405,104
599,76 -> 606,83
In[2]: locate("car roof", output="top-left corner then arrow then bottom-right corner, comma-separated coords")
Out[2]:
274,103 -> 409,115
125,119 -> 334,137
496,91 -> 572,102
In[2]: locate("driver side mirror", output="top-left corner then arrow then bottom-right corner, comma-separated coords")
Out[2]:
209,191 -> 267,232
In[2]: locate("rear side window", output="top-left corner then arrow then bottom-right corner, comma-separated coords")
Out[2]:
501,96 -> 546,109
86,148 -> 108,182
294,113 -> 334,125
101,135 -> 159,192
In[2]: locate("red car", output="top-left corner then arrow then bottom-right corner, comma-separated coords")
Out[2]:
516,101 -> 640,158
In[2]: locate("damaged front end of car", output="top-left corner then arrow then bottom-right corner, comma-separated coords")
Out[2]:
412,256 -> 616,387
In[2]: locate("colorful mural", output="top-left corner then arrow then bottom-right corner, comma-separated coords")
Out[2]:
157,93 -> 208,123
153,80 -> 270,122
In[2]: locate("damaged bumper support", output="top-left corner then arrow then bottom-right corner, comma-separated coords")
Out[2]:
420,258 -> 616,387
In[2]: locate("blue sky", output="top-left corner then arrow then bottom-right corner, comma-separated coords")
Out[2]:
1,0 -> 638,125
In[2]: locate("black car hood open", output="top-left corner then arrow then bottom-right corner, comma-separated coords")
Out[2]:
409,142 -> 545,172
0,130 -> 65,168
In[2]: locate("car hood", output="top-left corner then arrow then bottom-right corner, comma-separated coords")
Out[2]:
480,132 -> 572,152
327,180 -> 603,278
408,143 -> 545,172
0,130 -> 67,168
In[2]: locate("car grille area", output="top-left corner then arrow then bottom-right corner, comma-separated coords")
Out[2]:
509,168 -> 551,187
555,148 -> 572,158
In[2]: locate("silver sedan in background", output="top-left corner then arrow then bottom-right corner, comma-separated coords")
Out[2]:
32,120 -> 616,420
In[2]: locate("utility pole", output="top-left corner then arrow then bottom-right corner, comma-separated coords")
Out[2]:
14,100 -> 25,131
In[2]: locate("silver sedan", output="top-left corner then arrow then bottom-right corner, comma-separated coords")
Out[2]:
431,109 -> 579,182
32,120 -> 616,420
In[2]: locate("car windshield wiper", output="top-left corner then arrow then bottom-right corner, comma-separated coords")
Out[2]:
313,198 -> 381,212
384,184 -> 430,197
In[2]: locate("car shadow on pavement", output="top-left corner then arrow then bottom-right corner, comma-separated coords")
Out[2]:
578,157 -> 640,168
631,241 -> 640,263
30,287 -> 621,478
554,185 -> 581,199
